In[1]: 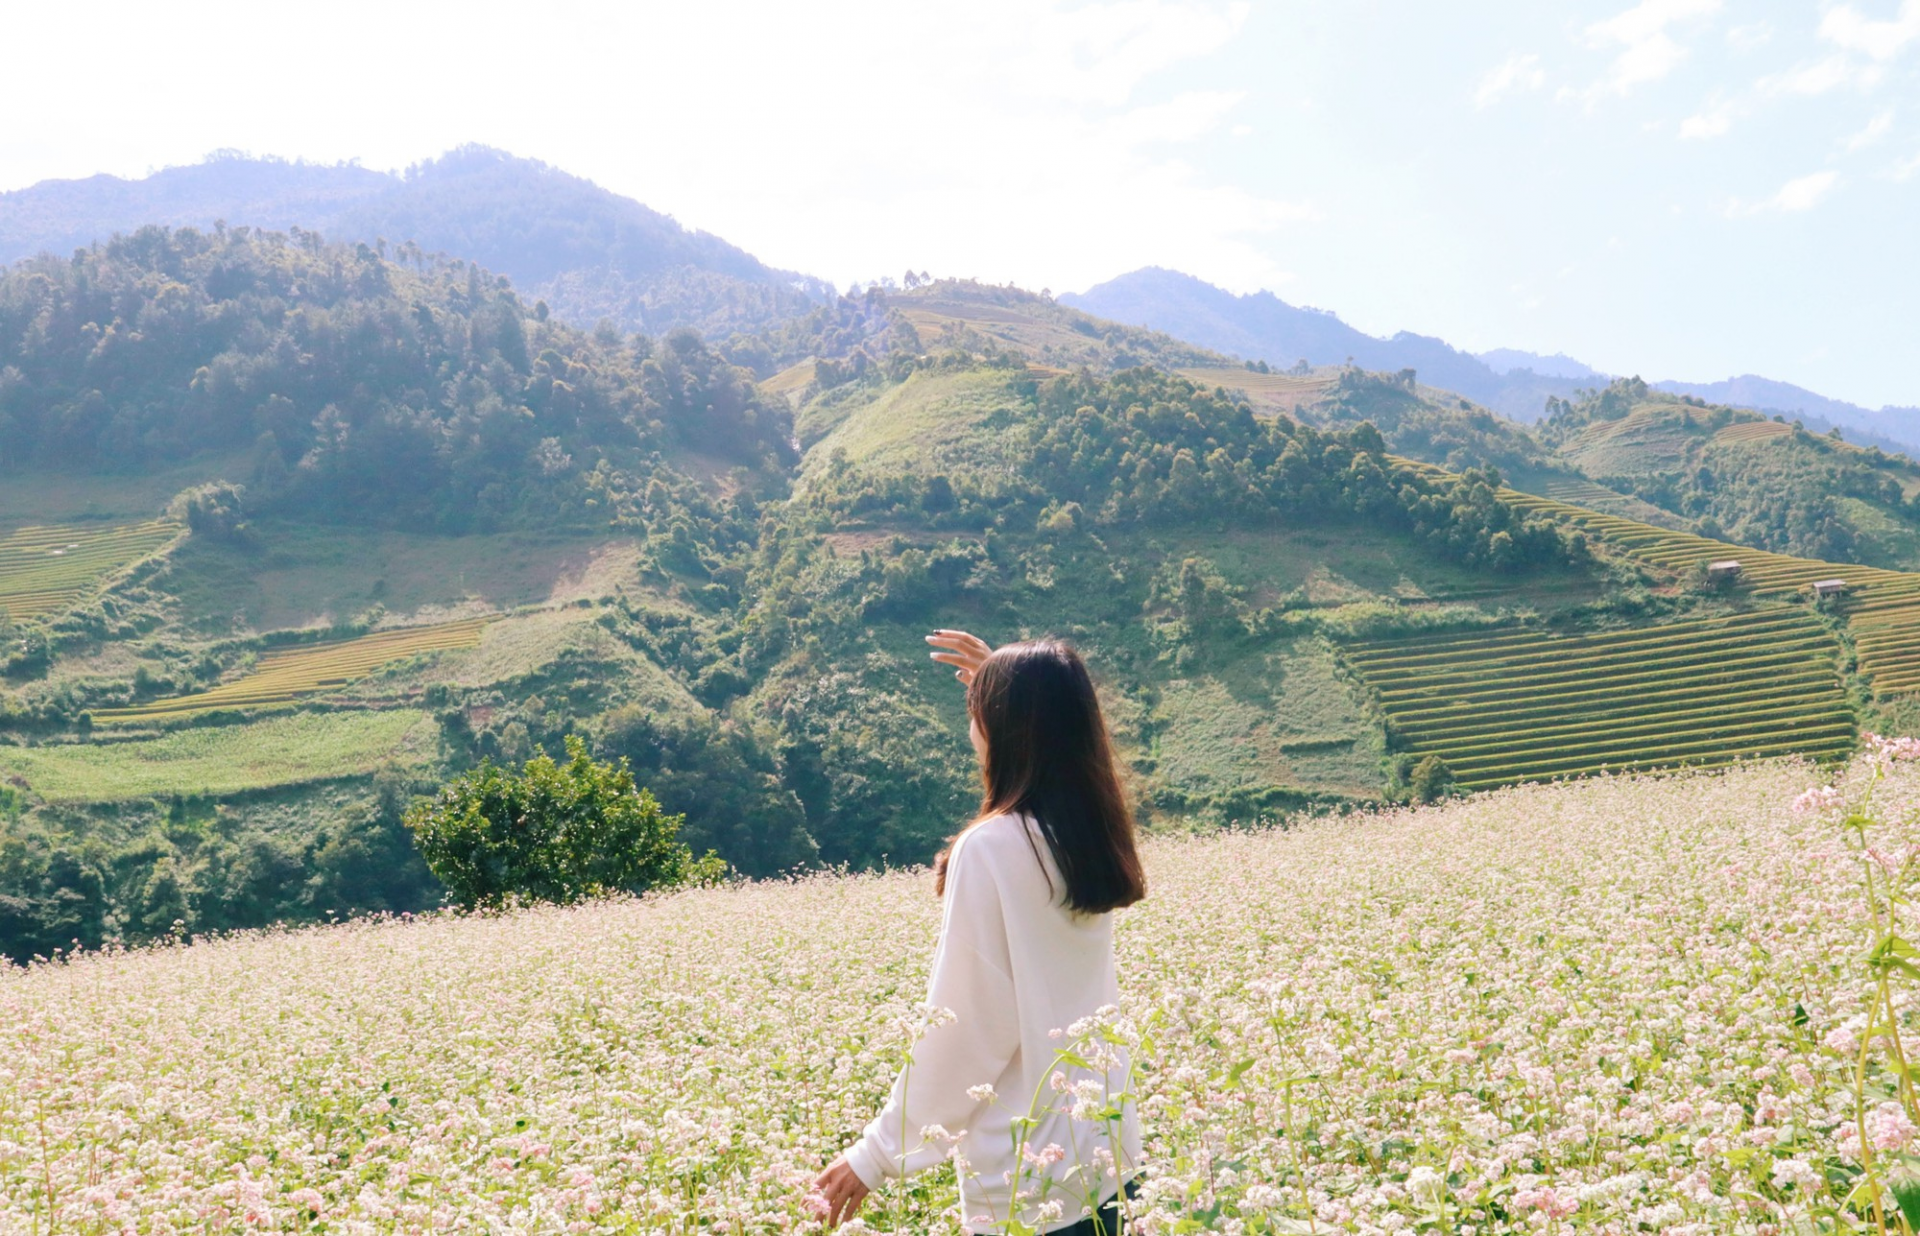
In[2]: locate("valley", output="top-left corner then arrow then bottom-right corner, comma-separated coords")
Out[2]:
0,214 -> 1915,963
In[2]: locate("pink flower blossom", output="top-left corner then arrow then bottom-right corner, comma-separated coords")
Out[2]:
1792,785 -> 1843,815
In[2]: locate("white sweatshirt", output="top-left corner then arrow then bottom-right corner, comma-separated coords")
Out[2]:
845,812 -> 1142,1234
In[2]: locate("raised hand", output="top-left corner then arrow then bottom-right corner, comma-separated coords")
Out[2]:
927,629 -> 993,687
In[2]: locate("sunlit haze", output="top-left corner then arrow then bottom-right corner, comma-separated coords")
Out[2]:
2,0 -> 1917,406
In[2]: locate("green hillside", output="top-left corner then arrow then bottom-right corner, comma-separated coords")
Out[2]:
1540,380 -> 1920,567
1,233 -> 1912,961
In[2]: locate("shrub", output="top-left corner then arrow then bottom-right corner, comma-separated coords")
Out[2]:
1408,754 -> 1455,804
405,736 -> 723,909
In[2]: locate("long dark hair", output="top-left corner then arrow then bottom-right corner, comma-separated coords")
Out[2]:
934,640 -> 1146,914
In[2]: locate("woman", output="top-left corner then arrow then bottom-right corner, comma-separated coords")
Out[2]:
811,631 -> 1147,1234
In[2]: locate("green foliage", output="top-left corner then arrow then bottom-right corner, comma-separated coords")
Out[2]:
1319,367 -> 1559,478
1541,380 -> 1920,565
0,769 -> 441,963
175,482 -> 254,545
797,366 -> 1587,576
0,226 -> 793,531
595,704 -> 814,875
405,735 -> 721,909
1407,754 -> 1454,804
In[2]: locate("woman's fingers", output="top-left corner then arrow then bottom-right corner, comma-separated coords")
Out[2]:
808,1159 -> 868,1230
928,629 -> 991,656
927,630 -> 992,668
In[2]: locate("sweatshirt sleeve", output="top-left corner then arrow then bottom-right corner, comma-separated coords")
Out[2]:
845,829 -> 1021,1190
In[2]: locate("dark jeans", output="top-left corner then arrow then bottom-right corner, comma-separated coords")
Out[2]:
1049,1177 -> 1140,1236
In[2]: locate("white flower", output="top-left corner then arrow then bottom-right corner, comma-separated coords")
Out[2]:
1771,1158 -> 1820,1191
1406,1166 -> 1447,1206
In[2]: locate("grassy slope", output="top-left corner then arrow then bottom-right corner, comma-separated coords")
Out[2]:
796,366 -> 1031,480
0,709 -> 436,801
0,451 -> 252,523
159,523 -> 642,634
891,281 -> 1223,373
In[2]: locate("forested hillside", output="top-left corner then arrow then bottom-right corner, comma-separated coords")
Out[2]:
1,229 -> 1913,963
0,147 -> 830,338
1541,379 -> 1920,567
0,224 -> 795,527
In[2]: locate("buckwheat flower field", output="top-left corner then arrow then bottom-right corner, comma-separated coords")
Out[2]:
6,752 -> 1920,1234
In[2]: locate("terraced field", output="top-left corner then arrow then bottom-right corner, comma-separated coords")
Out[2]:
1343,606 -> 1853,790
1527,475 -> 1686,527
1714,420 -> 1795,444
93,617 -> 492,722
1392,456 -> 1920,699
0,520 -> 179,619
1537,477 -> 1634,505
1848,580 -> 1920,697
1176,367 -> 1336,413
1499,491 -> 1920,696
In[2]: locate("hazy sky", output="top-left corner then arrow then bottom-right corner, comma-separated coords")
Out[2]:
3,1 -> 1917,408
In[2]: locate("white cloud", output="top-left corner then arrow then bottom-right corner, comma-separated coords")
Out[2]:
1583,0 -> 1723,98
1775,170 -> 1840,209
1892,151 -> 1920,181
1727,170 -> 1841,216
1679,97 -> 1735,138
1820,0 -> 1920,61
1846,109 -> 1896,150
1475,53 -> 1546,108
1726,21 -> 1773,52
1761,53 -> 1881,96
1760,2 -> 1919,100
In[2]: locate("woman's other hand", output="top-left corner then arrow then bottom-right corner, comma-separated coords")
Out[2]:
809,1155 -> 870,1229
927,629 -> 992,686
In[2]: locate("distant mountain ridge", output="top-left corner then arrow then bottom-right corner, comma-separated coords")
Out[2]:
0,147 -> 832,338
1066,268 -> 1920,454
1061,267 -> 1589,422
1477,349 -> 1606,381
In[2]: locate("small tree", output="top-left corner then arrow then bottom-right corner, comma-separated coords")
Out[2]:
406,736 -> 723,909
1409,754 -> 1455,805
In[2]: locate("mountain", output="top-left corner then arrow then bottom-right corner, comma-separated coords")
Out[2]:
1478,348 -> 1606,381
0,147 -> 831,338
1066,268 -> 1920,455
1061,267 -> 1590,421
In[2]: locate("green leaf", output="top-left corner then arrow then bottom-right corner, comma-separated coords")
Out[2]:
1867,934 -> 1920,980
1226,1058 -> 1257,1087
1891,1170 -> 1920,1232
